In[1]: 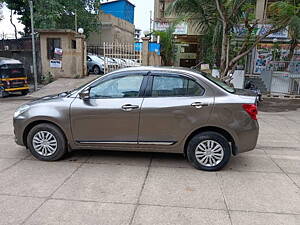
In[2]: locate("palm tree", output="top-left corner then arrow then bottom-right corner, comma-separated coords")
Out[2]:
169,0 -> 293,79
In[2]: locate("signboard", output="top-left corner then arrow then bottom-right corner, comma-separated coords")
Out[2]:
54,48 -> 63,55
50,60 -> 62,68
233,24 -> 288,39
257,24 -> 288,39
154,22 -> 188,35
253,43 -> 300,74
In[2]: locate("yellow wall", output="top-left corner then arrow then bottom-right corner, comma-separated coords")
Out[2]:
39,31 -> 87,79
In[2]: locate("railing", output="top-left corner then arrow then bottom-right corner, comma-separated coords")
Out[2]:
103,42 -> 142,74
261,61 -> 300,95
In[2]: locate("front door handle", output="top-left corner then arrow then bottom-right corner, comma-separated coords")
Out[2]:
191,102 -> 209,109
121,104 -> 139,111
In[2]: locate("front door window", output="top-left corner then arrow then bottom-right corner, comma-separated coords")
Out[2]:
90,75 -> 144,99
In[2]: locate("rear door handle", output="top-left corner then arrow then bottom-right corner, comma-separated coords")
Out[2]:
191,102 -> 209,109
121,104 -> 139,111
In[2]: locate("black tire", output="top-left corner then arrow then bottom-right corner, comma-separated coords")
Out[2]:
27,123 -> 67,161
93,65 -> 101,75
187,131 -> 231,171
21,90 -> 29,96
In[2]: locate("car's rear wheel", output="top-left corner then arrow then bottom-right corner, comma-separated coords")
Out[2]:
27,123 -> 67,161
187,131 -> 231,171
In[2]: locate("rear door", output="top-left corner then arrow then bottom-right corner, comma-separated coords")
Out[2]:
138,72 -> 214,148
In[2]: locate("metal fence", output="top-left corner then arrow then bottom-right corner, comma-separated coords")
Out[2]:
87,43 -> 142,74
261,61 -> 300,95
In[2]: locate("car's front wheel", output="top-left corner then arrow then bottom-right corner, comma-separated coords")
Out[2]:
27,123 -> 67,161
187,131 -> 231,171
93,65 -> 101,75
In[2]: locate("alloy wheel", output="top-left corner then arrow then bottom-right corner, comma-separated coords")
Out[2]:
32,131 -> 58,156
195,140 -> 224,167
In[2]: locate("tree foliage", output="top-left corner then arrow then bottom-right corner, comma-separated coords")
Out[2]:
154,23 -> 177,66
4,0 -> 101,37
0,2 -> 4,21
270,0 -> 300,62
169,0 -> 296,78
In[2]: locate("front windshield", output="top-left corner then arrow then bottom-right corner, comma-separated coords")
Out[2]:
197,71 -> 235,93
0,64 -> 24,78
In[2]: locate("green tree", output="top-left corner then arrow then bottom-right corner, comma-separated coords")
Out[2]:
270,0 -> 300,62
154,23 -> 177,66
169,0 -> 295,79
0,2 -> 4,21
4,0 -> 100,37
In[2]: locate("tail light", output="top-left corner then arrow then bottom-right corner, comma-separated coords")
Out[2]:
243,104 -> 258,120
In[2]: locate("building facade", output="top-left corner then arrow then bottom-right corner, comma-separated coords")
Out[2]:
100,0 -> 135,24
87,12 -> 135,46
153,0 -> 202,67
87,0 -> 135,46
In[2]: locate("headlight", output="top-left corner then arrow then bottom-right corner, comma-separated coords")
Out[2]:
14,105 -> 30,118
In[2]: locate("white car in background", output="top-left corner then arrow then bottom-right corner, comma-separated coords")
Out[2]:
87,55 -> 104,75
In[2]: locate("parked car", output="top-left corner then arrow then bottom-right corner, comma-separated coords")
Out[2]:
122,58 -> 139,67
99,56 -> 119,69
0,57 -> 29,97
87,55 -> 104,75
113,58 -> 127,68
13,67 -> 259,171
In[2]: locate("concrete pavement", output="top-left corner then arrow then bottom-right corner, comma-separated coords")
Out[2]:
0,79 -> 300,225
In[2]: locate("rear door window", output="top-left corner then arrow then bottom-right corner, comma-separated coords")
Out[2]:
151,75 -> 204,97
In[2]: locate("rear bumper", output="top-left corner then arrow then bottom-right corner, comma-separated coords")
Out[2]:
235,120 -> 259,154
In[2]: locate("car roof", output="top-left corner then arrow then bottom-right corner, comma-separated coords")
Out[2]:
0,57 -> 22,66
114,66 -> 205,79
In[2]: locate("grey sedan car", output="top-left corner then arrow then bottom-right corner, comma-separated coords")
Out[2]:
13,67 -> 259,171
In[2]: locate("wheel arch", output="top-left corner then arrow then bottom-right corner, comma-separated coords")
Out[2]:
184,126 -> 237,156
23,120 -> 68,148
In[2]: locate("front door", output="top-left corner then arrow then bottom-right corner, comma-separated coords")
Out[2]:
138,72 -> 214,147
70,73 -> 146,146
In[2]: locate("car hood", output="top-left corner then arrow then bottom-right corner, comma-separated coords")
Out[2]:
27,93 -> 69,106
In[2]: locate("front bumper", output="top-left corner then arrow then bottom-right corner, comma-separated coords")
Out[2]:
13,117 -> 27,147
5,86 -> 29,92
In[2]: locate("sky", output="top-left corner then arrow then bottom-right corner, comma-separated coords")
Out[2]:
0,0 -> 154,35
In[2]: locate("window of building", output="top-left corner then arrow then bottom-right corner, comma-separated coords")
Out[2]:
71,40 -> 77,49
47,38 -> 61,60
151,75 -> 205,97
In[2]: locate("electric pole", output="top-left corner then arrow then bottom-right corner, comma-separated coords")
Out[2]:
29,0 -> 38,91
75,10 -> 78,32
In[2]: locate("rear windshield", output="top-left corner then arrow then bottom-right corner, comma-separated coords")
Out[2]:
196,71 -> 235,93
0,64 -> 25,78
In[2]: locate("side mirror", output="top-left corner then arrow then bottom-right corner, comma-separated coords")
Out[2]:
79,88 -> 90,100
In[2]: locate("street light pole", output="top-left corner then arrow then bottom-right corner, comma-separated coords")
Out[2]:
29,0 -> 38,91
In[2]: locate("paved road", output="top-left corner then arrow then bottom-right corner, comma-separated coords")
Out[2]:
0,89 -> 300,224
